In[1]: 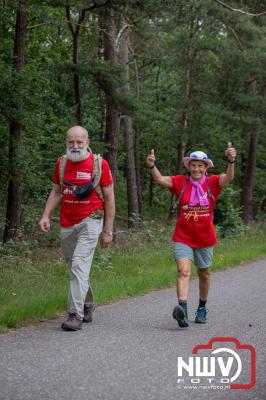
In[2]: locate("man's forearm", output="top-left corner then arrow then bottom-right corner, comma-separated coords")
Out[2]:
103,196 -> 115,231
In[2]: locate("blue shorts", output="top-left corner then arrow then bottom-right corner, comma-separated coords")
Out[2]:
173,242 -> 213,268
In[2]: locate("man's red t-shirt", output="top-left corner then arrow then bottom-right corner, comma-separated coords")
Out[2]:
170,175 -> 222,248
53,154 -> 113,227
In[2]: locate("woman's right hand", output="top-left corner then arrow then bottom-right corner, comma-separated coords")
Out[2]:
146,149 -> 156,168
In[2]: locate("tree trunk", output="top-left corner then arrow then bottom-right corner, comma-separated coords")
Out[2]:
134,125 -> 142,216
98,19 -> 107,142
133,60 -> 142,216
241,127 -> 260,222
240,79 -> 264,223
66,2 -> 84,126
3,0 -> 27,243
73,34 -> 83,126
148,175 -> 154,208
167,63 -> 193,221
148,64 -> 161,207
120,24 -> 140,228
100,8 -> 120,187
66,1 -> 111,126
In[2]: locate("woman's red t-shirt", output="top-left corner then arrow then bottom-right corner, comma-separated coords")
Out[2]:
53,154 -> 113,227
170,175 -> 222,248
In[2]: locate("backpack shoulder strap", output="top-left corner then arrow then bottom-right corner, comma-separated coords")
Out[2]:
206,176 -> 215,201
93,154 -> 104,201
92,154 -> 102,187
59,155 -> 67,190
177,176 -> 189,205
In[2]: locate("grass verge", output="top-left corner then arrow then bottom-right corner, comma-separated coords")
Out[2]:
0,224 -> 265,333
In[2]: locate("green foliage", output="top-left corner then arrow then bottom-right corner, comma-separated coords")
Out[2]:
215,186 -> 247,237
1,0 -> 266,241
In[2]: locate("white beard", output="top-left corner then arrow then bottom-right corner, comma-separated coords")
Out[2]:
66,146 -> 88,162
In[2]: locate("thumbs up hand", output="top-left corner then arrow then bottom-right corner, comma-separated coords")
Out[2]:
225,142 -> 236,162
147,149 -> 156,168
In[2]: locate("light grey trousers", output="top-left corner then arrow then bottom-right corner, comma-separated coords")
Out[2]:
60,217 -> 103,319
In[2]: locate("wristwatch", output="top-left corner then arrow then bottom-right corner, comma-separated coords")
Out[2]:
103,230 -> 113,237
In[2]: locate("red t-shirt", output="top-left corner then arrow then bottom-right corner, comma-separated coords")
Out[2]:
170,175 -> 222,248
53,154 -> 113,227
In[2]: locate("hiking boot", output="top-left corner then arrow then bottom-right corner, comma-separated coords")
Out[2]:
61,313 -> 82,331
195,307 -> 208,323
83,304 -> 95,323
172,305 -> 189,328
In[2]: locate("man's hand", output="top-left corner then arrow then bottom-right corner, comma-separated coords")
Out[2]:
38,185 -> 61,233
225,142 -> 236,162
146,149 -> 156,168
39,216 -> 51,232
100,231 -> 113,248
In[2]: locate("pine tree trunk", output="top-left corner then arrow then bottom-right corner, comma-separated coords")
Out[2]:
124,117 -> 140,227
241,127 -> 260,223
240,79 -> 264,223
134,125 -> 143,216
98,20 -> 107,142
167,62 -> 193,221
100,8 -> 120,186
73,35 -> 83,126
3,0 -> 27,243
66,1 -> 84,126
120,24 -> 140,228
133,59 -> 142,216
148,175 -> 154,208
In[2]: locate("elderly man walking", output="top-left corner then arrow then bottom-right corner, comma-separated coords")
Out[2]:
39,126 -> 115,331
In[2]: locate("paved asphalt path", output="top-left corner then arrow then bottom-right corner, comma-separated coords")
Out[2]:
0,258 -> 265,400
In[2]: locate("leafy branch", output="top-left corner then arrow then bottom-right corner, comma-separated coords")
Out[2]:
214,0 -> 266,16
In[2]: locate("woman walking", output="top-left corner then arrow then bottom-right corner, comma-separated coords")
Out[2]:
146,144 -> 236,327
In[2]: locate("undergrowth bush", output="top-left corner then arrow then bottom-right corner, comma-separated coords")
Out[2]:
214,186 -> 247,237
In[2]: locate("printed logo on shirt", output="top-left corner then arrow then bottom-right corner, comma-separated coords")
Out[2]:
63,187 -> 73,195
76,171 -> 91,179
